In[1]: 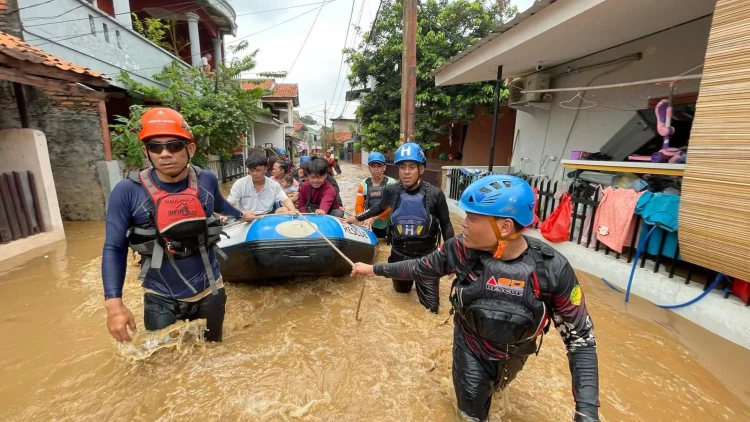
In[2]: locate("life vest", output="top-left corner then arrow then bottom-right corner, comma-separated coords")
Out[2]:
389,183 -> 434,242
127,167 -> 226,296
450,238 -> 553,360
364,176 -> 390,210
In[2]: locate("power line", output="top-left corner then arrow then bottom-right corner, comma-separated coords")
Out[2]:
281,1 -> 327,83
329,0 -> 357,107
23,0 -> 329,28
4,0 -> 55,14
331,0 -> 367,117
227,0 -> 340,45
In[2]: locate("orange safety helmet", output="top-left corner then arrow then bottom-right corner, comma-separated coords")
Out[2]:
137,107 -> 193,143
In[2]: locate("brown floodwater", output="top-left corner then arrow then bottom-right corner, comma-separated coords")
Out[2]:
1,163 -> 748,422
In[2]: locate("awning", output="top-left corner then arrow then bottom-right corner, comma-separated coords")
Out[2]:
434,0 -> 716,86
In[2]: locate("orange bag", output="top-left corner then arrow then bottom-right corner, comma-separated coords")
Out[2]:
540,193 -> 572,243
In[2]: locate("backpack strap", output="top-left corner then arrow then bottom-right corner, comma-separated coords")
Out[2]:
525,237 -> 555,335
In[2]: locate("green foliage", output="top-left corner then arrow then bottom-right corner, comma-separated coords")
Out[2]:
109,105 -> 145,171
116,41 -> 264,159
131,14 -> 190,56
347,0 -> 513,153
300,115 -> 318,125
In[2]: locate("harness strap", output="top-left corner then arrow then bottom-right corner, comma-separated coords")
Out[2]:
132,227 -> 157,236
165,251 -> 199,294
214,244 -> 228,261
137,256 -> 151,281
151,243 -> 164,270
199,243 -> 219,295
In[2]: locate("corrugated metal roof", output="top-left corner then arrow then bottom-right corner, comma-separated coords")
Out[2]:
431,0 -> 557,76
0,31 -> 106,80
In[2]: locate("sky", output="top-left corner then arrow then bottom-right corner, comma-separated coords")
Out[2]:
226,0 -> 536,123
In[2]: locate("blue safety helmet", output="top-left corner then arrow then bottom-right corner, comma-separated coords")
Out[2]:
299,155 -> 311,163
368,152 -> 386,165
393,142 -> 426,165
277,147 -> 287,155
457,175 -> 536,227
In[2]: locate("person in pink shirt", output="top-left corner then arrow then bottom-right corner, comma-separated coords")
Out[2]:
269,160 -> 299,188
298,158 -> 344,217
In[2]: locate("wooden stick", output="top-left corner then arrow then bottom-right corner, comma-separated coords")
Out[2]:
297,213 -> 355,267
297,213 -> 366,320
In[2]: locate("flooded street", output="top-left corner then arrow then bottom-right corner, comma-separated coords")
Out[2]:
1,162 -> 749,422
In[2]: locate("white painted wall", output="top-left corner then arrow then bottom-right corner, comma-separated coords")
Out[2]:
511,16 -> 711,180
0,129 -> 66,262
253,123 -> 284,150
18,0 -> 190,90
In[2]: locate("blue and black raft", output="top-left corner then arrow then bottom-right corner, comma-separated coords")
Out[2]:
217,214 -> 379,282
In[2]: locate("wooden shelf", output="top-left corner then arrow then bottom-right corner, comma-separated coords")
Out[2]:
561,160 -> 685,176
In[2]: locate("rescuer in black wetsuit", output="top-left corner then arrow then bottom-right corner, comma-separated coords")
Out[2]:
351,175 -> 600,422
346,142 -> 454,313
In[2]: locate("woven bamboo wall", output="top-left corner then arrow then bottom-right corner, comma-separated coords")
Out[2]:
680,0 -> 750,281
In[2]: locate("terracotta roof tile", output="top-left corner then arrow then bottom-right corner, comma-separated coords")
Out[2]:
294,123 -> 305,131
0,0 -> 7,11
325,132 -> 352,142
0,31 -> 106,80
268,83 -> 298,99
241,79 -> 274,90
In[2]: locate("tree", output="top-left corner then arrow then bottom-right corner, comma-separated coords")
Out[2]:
300,115 -> 319,125
116,41 -> 264,167
346,0 -> 515,153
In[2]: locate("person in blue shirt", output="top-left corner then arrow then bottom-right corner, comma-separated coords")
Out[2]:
101,107 -> 254,343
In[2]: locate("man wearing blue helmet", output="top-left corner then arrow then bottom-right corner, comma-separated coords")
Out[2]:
346,142 -> 454,313
354,152 -> 397,238
351,175 -> 600,422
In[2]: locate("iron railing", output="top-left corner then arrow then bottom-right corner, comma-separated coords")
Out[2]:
443,168 -> 732,299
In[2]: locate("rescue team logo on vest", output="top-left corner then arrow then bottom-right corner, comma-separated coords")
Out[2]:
390,191 -> 430,239
139,168 -> 207,236
486,276 -> 526,297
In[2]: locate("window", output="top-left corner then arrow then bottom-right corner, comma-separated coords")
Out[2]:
89,15 -> 96,35
116,30 -> 122,49
103,23 -> 109,43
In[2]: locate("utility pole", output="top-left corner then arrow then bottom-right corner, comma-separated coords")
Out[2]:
399,0 -> 417,145
323,101 -> 328,151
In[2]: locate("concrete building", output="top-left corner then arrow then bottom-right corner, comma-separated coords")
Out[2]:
0,0 -> 238,221
433,0 -> 750,348
241,79 -> 300,153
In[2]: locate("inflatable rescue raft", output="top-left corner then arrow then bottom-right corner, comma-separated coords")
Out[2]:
218,214 -> 379,282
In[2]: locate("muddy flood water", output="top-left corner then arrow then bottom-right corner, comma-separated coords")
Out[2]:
1,162 -> 749,422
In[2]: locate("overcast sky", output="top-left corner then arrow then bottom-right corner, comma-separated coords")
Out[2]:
226,0 -> 536,123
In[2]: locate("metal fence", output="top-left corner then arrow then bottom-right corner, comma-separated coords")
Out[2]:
206,157 -> 245,184
444,168 -> 717,289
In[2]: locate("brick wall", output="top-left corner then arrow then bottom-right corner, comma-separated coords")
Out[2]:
0,0 -> 22,38
0,81 -> 108,221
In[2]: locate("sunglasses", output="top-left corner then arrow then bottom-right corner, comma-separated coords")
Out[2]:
145,140 -> 188,154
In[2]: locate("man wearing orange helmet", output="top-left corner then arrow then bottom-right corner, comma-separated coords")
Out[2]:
101,107 -> 255,343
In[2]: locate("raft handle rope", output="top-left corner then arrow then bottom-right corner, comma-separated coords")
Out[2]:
603,224 -> 725,309
294,213 -> 367,321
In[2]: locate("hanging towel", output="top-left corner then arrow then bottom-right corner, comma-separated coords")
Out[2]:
593,187 -> 644,253
635,192 -> 681,258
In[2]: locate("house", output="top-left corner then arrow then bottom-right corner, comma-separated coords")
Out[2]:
321,117 -> 357,152
0,0 -> 238,221
0,31 -> 111,261
241,79 -> 300,154
432,0 -> 750,347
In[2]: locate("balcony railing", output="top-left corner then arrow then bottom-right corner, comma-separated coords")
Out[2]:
19,0 -> 190,90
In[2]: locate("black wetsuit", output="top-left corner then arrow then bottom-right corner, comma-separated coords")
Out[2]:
373,235 -> 600,421
356,181 -> 454,313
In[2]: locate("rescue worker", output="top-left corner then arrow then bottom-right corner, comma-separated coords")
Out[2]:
324,149 -> 336,175
350,175 -> 600,422
101,107 -> 255,343
355,152 -> 397,238
346,142 -> 454,313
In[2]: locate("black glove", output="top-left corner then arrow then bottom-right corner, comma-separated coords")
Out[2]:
573,409 -> 600,422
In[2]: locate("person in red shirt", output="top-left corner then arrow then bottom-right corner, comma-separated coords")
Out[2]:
298,157 -> 345,217
325,149 -> 336,175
